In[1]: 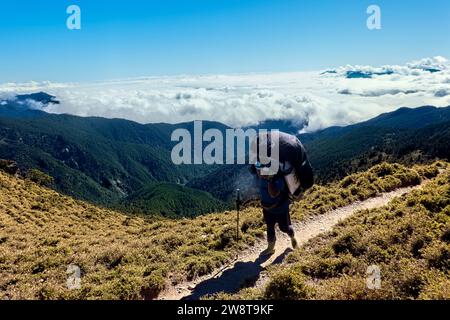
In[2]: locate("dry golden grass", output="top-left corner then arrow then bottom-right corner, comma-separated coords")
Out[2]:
0,162 -> 443,300
0,171 -> 267,299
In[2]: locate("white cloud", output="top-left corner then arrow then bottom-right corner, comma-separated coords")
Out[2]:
0,81 -> 70,93
407,56 -> 449,71
1,57 -> 449,132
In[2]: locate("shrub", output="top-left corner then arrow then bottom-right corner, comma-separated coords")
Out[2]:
214,226 -> 236,250
140,272 -> 166,300
26,169 -> 54,187
109,275 -> 142,300
389,260 -> 427,299
366,245 -> 391,263
180,244 -> 208,257
332,231 -> 363,256
314,275 -> 393,300
157,233 -> 184,253
301,255 -> 356,279
422,241 -> 450,271
241,216 -> 263,233
410,235 -> 431,258
413,164 -> 440,179
185,256 -> 219,280
419,275 -> 450,299
96,247 -> 126,269
264,269 -> 313,300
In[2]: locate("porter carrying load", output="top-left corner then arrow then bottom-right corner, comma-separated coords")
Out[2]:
249,130 -> 313,255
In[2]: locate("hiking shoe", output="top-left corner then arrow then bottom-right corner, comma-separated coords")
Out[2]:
290,236 -> 298,249
261,241 -> 276,256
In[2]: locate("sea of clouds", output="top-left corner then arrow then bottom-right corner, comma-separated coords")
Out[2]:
1,56 -> 449,132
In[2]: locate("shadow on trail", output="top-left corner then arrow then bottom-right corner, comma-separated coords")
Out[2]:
182,248 -> 293,300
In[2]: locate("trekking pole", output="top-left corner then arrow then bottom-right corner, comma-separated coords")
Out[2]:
236,189 -> 241,241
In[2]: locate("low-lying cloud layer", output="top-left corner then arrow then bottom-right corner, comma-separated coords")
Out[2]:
1,57 -> 449,132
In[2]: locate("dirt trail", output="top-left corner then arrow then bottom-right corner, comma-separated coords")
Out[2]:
158,183 -> 424,300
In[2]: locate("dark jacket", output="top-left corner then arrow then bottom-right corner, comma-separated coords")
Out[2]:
257,175 -> 290,214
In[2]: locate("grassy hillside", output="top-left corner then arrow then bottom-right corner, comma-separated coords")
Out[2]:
224,163 -> 450,300
0,169 -> 261,300
0,162 -> 442,300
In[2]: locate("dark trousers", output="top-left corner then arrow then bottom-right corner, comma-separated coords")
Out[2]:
263,208 -> 295,243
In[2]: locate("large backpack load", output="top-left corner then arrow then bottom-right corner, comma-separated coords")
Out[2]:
251,131 -> 314,200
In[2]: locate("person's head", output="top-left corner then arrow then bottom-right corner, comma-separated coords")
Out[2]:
250,132 -> 280,177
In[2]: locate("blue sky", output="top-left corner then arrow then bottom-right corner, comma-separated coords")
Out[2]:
1,0 -> 449,82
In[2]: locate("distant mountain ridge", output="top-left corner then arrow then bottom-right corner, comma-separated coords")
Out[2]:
302,105 -> 450,142
15,92 -> 60,105
0,92 -> 59,113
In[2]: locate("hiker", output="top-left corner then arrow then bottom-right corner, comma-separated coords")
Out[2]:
250,131 -> 313,256
255,162 -> 297,255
